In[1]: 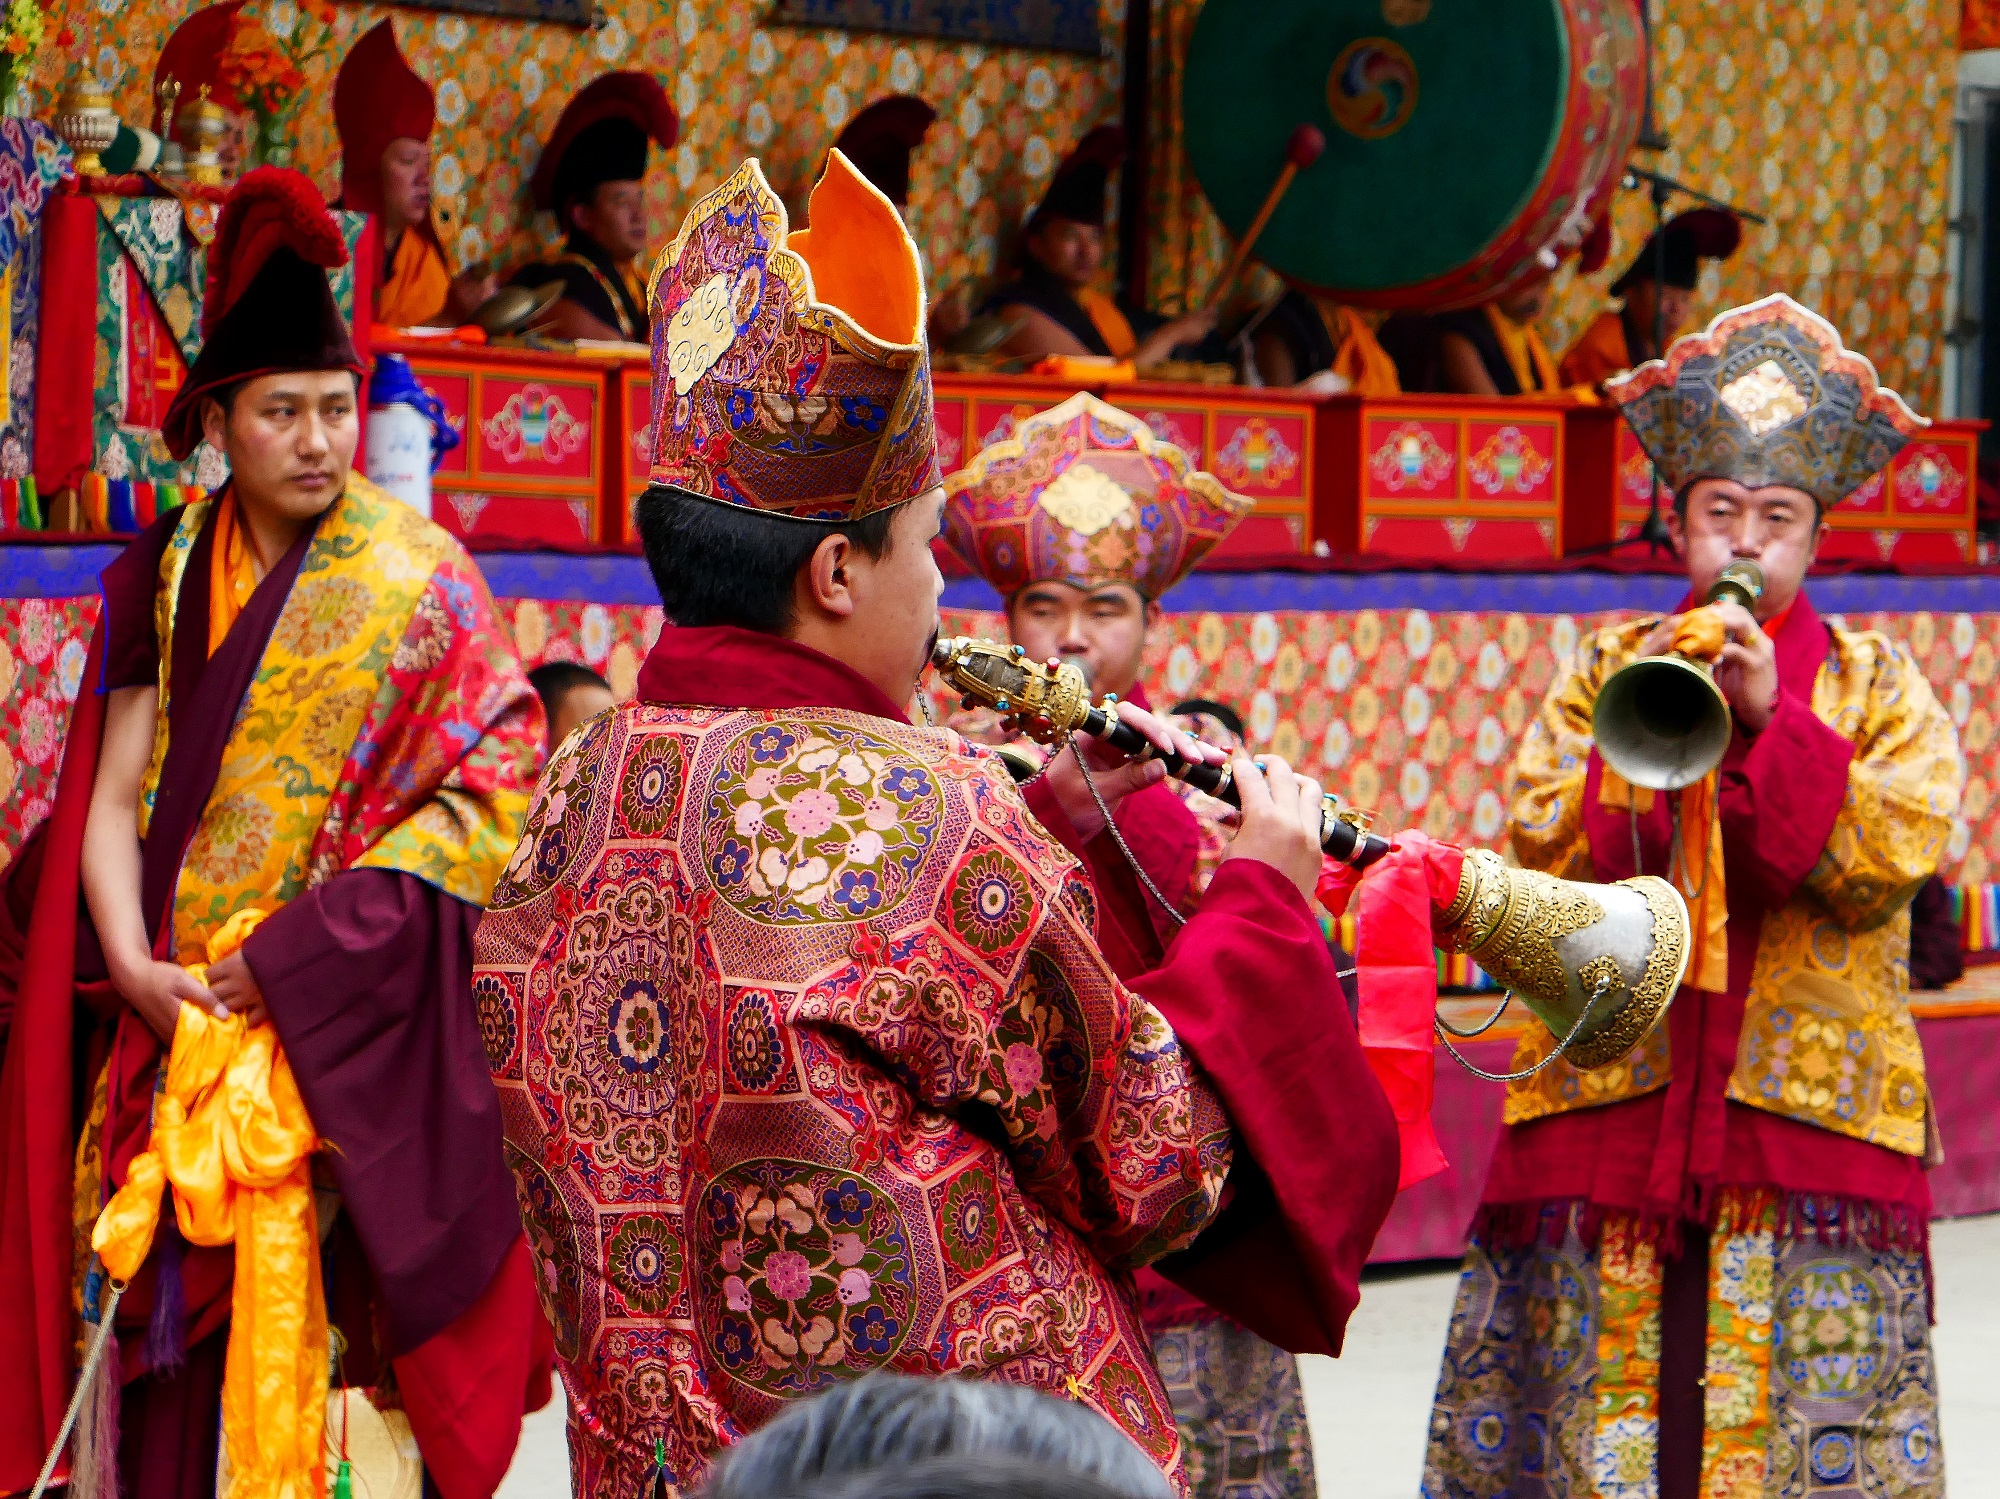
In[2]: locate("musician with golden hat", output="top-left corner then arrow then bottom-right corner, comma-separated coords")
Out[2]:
1425,295 -> 1962,1499
944,396 -> 1355,1498
474,150 -> 1399,1492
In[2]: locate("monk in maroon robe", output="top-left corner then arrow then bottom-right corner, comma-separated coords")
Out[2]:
0,169 -> 549,1498
943,393 -> 1358,1499
475,153 -> 1400,1495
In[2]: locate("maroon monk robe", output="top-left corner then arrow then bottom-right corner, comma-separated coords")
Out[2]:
1474,592 -> 1930,1498
1046,681 -> 1368,1341
0,500 -> 547,1499
949,679 -> 1394,1357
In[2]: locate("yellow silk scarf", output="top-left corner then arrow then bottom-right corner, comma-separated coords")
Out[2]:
1598,607 -> 1732,993
1076,286 -> 1139,359
1483,302 -> 1563,394
93,908 -> 327,1499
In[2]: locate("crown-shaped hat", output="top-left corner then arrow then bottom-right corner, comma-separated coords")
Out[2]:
943,393 -> 1252,600
1606,293 -> 1926,508
646,152 -> 940,521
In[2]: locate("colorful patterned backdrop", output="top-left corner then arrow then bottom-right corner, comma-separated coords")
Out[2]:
6,596 -> 1996,897
1140,0 -> 1959,412
26,0 -> 1125,312
21,1 -> 1957,404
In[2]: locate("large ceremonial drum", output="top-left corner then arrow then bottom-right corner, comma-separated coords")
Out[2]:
1183,0 -> 1647,310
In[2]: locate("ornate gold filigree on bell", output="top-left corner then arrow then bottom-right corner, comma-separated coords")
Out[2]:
1436,849 -> 1690,1072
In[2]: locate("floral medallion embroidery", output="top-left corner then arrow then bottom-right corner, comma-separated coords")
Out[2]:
605,1212 -> 685,1318
184,791 -> 275,888
936,1164 -> 1004,1280
496,715 -> 610,904
508,1142 -> 586,1362
1095,1354 -> 1178,1462
943,843 -> 1037,960
619,732 -> 685,838
273,574 -> 374,658
473,971 -> 520,1072
1740,1001 -> 1880,1129
727,989 -> 788,1093
703,719 -> 941,926
1776,1260 -> 1884,1400
696,1160 -> 915,1397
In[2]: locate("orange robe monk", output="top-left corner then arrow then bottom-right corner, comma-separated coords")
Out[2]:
1559,309 -> 1635,389
335,20 -> 486,328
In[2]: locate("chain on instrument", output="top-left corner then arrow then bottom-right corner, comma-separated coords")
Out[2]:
932,637 -> 1692,1074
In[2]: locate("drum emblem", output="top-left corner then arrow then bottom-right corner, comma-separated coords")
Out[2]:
1328,39 -> 1419,141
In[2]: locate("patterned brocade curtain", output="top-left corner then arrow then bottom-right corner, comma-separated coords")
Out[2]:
1143,0 -> 1232,316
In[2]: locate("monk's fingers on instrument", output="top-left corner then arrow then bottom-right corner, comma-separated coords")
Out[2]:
1232,751 -> 1274,810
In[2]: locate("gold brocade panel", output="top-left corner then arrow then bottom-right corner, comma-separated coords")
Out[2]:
1499,617 -> 1961,1154
1543,0 -> 1957,410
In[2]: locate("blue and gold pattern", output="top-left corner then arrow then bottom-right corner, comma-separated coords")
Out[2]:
1606,294 -> 1928,511
1422,1199 -> 1945,1498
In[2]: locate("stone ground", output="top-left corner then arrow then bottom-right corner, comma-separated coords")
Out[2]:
498,1213 -> 2000,1497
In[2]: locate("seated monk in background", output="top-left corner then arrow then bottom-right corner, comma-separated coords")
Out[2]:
1251,288 -> 1400,396
334,20 -> 495,327
507,73 -> 677,343
984,125 -> 1216,368
1560,208 -> 1742,390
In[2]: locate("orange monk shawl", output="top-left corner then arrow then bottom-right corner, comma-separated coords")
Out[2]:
1318,301 -> 1401,396
1076,286 -> 1138,359
375,227 -> 453,330
92,908 -> 327,1499
1484,303 -> 1564,395
1558,310 -> 1633,390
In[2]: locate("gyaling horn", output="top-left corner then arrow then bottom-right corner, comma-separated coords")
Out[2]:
1591,559 -> 1764,791
1436,850 -> 1691,1072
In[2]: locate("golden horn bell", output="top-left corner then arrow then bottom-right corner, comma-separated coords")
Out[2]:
1591,560 -> 1764,791
1436,851 -> 1691,1071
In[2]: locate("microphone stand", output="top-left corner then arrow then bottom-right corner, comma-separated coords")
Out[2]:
1569,165 -> 1768,560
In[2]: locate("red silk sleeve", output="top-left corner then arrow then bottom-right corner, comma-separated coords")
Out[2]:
1139,860 -> 1399,1356
1717,689 -> 1855,910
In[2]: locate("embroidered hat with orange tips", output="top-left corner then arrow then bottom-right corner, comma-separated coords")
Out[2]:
159,167 -> 363,460
943,392 -> 1253,601
645,151 -> 940,520
1607,292 -> 1926,509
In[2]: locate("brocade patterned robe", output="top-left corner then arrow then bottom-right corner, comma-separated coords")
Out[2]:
477,627 -> 1394,1497
1424,590 -> 1964,1499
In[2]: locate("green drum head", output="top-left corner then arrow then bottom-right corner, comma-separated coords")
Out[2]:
1183,0 -> 1569,297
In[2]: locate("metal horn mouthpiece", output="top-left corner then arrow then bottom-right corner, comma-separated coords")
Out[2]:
1437,851 -> 1691,1071
1591,560 -> 1764,791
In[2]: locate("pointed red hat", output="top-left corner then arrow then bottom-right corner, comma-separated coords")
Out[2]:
154,1 -> 247,138
334,20 -> 436,220
160,167 -> 363,460
529,72 -> 677,215
833,95 -> 935,207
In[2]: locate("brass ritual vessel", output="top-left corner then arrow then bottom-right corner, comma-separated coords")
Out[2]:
53,81 -> 118,176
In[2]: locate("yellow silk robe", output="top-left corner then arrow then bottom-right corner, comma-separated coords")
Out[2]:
1503,612 -> 1962,1156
